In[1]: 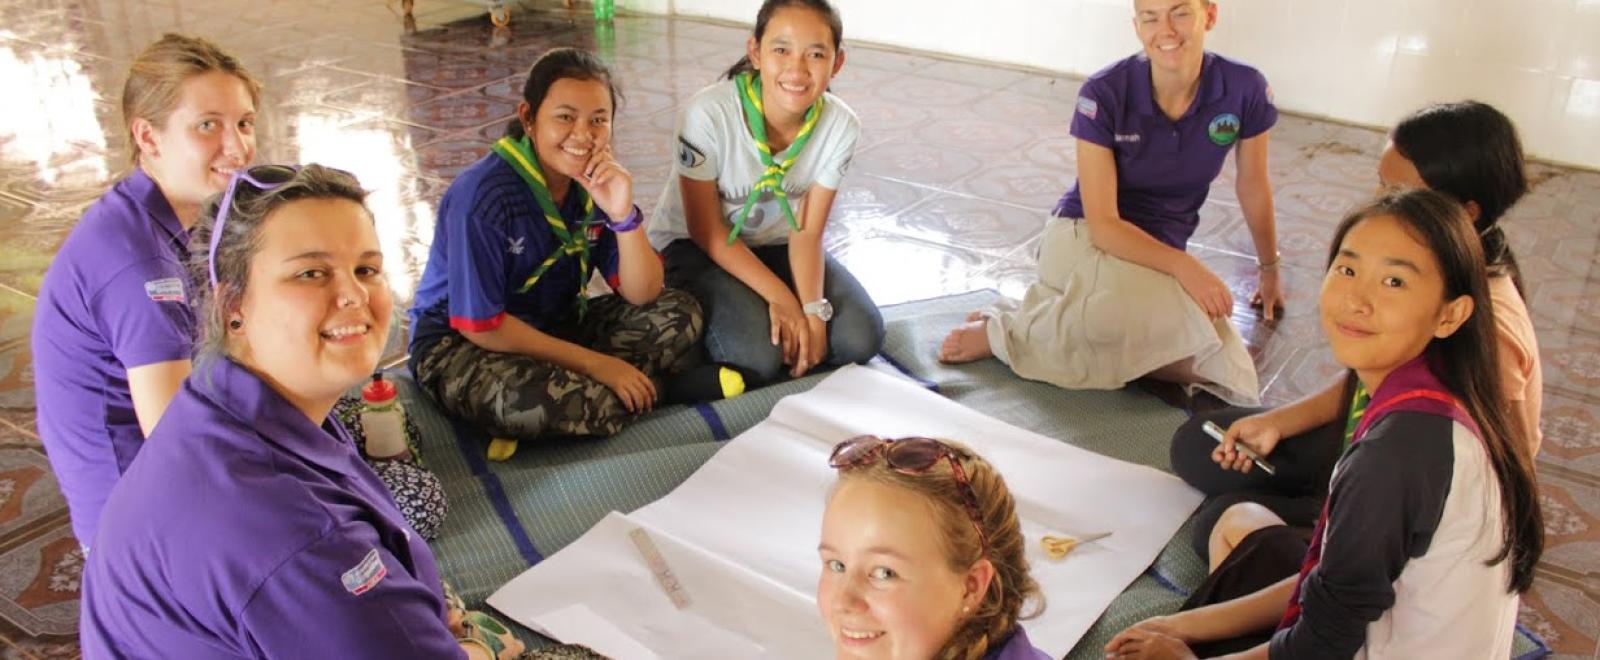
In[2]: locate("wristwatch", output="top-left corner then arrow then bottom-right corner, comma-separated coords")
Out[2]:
803,298 -> 834,322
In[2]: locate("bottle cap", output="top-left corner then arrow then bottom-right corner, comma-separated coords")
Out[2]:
362,373 -> 397,403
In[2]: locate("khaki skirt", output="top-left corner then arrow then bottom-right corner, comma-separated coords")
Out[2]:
983,216 -> 1260,406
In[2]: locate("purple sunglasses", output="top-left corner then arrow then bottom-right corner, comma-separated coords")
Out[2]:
207,164 -> 300,287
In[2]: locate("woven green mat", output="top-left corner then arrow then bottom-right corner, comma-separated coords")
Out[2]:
401,289 -> 1546,659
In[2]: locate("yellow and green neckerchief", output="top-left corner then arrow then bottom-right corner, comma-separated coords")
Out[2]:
1340,380 -> 1370,452
491,135 -> 598,318
729,70 -> 824,245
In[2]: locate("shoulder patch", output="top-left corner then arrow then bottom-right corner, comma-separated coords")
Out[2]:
341,548 -> 388,596
677,137 -> 707,169
1076,96 -> 1098,120
144,277 -> 186,303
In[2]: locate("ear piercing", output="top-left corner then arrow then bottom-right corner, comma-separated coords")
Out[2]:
229,319 -> 242,330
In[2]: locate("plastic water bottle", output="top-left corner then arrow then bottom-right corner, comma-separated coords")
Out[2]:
594,0 -> 614,21
594,21 -> 616,61
360,373 -> 412,461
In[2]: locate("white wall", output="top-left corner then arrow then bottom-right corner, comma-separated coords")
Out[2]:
644,0 -> 1600,170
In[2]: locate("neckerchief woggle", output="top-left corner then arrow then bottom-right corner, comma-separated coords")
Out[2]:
729,70 -> 824,245
491,135 -> 597,319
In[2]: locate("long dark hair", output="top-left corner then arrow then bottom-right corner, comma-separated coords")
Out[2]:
1390,101 -> 1529,292
504,47 -> 622,140
722,0 -> 844,80
1326,190 -> 1542,593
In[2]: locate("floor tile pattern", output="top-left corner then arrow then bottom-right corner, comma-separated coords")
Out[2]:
1,1 -> 1597,656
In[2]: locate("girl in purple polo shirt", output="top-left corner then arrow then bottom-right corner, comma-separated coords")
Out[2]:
1103,190 -> 1542,660
33,34 -> 447,549
81,165 -> 523,660
818,436 -> 1049,660
940,0 -> 1282,408
33,34 -> 259,550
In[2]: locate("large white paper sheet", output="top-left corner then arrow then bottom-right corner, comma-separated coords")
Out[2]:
489,366 -> 1202,658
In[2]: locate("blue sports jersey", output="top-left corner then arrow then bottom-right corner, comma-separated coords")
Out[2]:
408,153 -> 622,359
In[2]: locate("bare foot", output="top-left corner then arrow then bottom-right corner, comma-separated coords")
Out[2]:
939,319 -> 994,364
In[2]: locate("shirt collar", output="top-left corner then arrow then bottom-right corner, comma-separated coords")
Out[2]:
1367,353 -> 1450,407
125,167 -> 188,247
984,625 -> 1042,660
197,357 -> 361,477
1354,351 -> 1481,441
1133,51 -> 1225,120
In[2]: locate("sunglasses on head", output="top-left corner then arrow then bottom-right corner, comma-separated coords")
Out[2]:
207,164 -> 300,287
829,435 -> 990,555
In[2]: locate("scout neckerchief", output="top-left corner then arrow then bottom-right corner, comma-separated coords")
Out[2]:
729,70 -> 824,245
491,135 -> 597,319
1339,380 -> 1371,454
1278,357 -> 1477,631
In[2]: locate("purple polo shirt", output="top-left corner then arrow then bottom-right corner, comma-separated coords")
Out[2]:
1054,52 -> 1277,249
80,358 -> 463,659
984,625 -> 1050,660
32,169 -> 196,548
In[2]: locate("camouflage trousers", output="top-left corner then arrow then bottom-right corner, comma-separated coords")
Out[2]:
414,289 -> 702,441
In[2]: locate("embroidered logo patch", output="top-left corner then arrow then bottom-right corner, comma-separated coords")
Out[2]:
507,236 -> 525,255
1114,133 -> 1142,143
677,137 -> 706,169
1075,96 -> 1098,120
341,548 -> 388,596
143,277 -> 186,303
1208,113 -> 1241,146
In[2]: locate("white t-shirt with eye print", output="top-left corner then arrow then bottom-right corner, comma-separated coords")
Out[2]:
648,78 -> 860,250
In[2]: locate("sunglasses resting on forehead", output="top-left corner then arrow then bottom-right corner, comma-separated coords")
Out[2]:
206,164 -> 301,287
829,435 -> 991,555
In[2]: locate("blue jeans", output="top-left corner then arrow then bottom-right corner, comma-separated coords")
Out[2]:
663,240 -> 885,385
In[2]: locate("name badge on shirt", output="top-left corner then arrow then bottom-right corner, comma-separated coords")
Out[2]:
143,277 -> 186,303
341,548 -> 388,596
